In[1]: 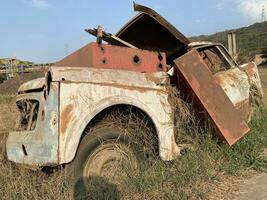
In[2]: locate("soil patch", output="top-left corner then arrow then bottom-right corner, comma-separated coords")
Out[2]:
0,72 -> 44,95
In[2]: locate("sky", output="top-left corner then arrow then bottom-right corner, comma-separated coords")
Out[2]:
0,0 -> 266,63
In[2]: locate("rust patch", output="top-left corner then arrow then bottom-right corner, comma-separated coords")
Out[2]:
69,95 -> 78,100
145,73 -> 169,85
60,104 -> 74,136
245,63 -> 256,77
235,99 -> 251,121
171,134 -> 177,155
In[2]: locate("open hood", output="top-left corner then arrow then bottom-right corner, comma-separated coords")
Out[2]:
18,78 -> 45,93
116,3 -> 190,59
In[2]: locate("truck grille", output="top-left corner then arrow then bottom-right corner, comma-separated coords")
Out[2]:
16,100 -> 39,131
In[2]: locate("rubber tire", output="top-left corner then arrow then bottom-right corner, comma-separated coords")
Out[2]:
68,126 -> 139,199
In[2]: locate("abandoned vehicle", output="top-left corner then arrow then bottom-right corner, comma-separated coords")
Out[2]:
6,3 -> 263,184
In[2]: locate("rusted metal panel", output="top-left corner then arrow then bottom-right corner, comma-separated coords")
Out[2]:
235,99 -> 251,121
132,3 -> 189,45
6,82 -> 59,166
189,42 -> 263,122
56,42 -> 167,72
173,49 -> 250,145
58,68 -> 179,163
116,3 -> 189,59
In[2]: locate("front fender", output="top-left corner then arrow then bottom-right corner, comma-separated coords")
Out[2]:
58,83 -> 178,164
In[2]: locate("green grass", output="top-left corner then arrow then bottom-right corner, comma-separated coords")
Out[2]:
120,108 -> 267,199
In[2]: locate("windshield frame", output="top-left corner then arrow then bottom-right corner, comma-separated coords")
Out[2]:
193,43 -> 238,68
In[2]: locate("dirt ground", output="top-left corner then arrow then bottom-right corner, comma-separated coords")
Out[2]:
0,72 -> 44,95
234,173 -> 267,200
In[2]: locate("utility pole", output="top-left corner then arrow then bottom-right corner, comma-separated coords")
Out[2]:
262,5 -> 266,22
228,32 -> 237,60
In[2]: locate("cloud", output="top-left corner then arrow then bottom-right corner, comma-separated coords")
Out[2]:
238,0 -> 267,21
31,0 -> 49,8
217,0 -> 267,21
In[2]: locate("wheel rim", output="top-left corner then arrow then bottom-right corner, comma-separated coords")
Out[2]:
83,142 -> 137,184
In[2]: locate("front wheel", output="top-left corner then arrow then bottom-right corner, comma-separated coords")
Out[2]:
68,127 -> 140,199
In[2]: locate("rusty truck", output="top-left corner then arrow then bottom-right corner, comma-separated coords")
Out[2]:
6,4 -> 263,185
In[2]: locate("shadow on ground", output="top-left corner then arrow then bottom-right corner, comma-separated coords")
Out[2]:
74,176 -> 120,200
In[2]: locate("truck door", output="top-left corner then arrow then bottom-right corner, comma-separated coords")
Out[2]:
172,49 -> 250,145
197,45 -> 251,120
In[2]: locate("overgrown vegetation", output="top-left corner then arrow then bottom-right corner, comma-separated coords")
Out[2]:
0,74 -> 6,84
119,107 -> 267,199
0,94 -> 266,200
190,21 -> 267,63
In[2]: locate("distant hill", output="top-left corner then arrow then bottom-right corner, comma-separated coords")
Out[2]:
0,58 -> 34,84
0,58 -> 33,66
190,21 -> 267,64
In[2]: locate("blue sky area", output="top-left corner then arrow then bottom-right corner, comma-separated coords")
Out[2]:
0,0 -> 266,63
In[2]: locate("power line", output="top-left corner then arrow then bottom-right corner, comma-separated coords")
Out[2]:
64,44 -> 69,56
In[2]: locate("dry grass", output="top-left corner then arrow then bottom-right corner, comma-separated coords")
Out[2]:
0,95 -> 72,200
0,95 -> 19,161
0,95 -> 18,133
0,164 -> 72,200
0,87 -> 266,199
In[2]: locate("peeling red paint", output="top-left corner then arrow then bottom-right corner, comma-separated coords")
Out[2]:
56,43 -> 168,73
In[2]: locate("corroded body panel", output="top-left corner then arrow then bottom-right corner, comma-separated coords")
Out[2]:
55,67 -> 178,163
6,67 -> 180,166
6,82 -> 59,166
